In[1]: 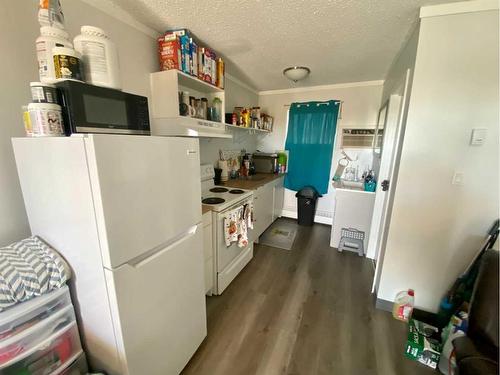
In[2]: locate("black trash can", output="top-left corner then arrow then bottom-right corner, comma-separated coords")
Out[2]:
295,186 -> 322,226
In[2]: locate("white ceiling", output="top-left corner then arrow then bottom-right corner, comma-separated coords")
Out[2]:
106,0 -> 461,91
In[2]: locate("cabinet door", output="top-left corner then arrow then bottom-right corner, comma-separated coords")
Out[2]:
202,214 -> 213,294
252,188 -> 264,240
272,178 -> 285,221
253,184 -> 274,239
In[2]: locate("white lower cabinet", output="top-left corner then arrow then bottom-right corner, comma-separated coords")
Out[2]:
272,177 -> 285,221
252,177 -> 285,241
202,211 -> 214,295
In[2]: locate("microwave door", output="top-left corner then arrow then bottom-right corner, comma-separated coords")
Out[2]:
56,80 -> 150,135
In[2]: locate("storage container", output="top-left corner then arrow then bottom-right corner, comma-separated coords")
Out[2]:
0,286 -> 72,341
30,82 -> 59,104
0,305 -> 76,366
58,352 -> 88,375
52,47 -> 85,82
27,102 -> 65,136
1,323 -> 82,375
74,26 -> 121,89
36,26 -> 73,83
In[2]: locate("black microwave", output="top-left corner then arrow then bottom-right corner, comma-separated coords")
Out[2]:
55,81 -> 150,135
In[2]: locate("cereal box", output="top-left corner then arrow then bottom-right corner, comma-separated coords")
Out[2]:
157,34 -> 181,71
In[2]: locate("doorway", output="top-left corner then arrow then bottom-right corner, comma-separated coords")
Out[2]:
367,69 -> 412,293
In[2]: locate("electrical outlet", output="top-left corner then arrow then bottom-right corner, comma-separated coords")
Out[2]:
452,172 -> 465,186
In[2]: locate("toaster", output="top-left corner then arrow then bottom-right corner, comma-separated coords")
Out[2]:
252,153 -> 278,173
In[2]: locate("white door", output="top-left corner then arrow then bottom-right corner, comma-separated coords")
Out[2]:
368,70 -> 412,293
105,225 -> 206,375
85,135 -> 202,268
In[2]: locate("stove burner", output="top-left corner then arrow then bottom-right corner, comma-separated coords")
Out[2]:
210,187 -> 229,193
202,197 -> 225,205
229,189 -> 245,194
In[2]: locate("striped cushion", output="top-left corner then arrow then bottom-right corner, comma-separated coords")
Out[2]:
0,236 -> 69,311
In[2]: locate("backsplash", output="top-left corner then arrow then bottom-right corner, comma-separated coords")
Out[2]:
199,132 -> 258,166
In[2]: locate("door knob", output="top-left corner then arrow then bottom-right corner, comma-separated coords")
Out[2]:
381,180 -> 390,191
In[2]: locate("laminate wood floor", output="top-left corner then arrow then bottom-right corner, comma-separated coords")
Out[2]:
182,219 -> 436,375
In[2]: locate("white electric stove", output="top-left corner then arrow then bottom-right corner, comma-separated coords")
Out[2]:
200,164 -> 253,212
200,164 -> 254,295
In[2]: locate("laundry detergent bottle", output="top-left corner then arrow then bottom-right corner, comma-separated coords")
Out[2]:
392,289 -> 415,322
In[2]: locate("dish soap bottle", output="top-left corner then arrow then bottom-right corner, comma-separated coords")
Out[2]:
392,289 -> 415,322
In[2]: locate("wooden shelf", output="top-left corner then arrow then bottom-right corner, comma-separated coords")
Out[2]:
225,124 -> 271,134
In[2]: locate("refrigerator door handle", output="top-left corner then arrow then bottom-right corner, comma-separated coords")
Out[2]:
125,225 -> 199,269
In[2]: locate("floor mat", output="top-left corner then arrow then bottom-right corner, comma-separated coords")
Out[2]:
259,219 -> 298,250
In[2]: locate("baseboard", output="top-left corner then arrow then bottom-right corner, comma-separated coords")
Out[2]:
375,298 -> 440,326
375,298 -> 393,312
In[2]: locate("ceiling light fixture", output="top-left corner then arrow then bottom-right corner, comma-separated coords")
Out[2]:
283,66 -> 311,83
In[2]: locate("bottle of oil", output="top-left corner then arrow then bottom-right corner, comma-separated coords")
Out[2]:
392,289 -> 415,322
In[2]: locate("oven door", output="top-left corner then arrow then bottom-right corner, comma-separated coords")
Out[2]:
56,80 -> 150,135
216,200 -> 254,272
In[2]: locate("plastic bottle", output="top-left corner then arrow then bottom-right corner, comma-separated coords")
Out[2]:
392,289 -> 415,322
36,26 -> 73,83
73,26 -> 121,89
38,0 -> 65,29
52,47 -> 85,82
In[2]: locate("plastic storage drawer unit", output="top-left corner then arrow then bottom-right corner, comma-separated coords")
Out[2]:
0,286 -> 72,341
59,352 -> 89,375
1,322 -> 82,375
0,304 -> 76,365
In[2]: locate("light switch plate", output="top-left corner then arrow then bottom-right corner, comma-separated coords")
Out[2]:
470,128 -> 487,145
452,172 -> 465,186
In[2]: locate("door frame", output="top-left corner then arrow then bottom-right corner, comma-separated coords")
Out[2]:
369,69 -> 412,293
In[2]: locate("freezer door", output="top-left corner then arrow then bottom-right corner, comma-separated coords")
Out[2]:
104,225 -> 206,375
86,134 -> 202,268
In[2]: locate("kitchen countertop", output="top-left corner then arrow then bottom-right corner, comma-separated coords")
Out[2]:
220,173 -> 285,190
202,205 -> 212,215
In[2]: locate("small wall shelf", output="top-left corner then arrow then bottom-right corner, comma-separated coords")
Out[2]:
225,123 -> 271,135
150,69 -> 228,138
176,70 -> 223,94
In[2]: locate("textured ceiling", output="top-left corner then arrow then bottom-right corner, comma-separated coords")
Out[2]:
106,0 -> 461,90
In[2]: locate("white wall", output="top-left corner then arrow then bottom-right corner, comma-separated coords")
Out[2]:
377,7 -> 499,312
199,75 -> 260,166
257,83 -> 383,222
0,0 -> 157,246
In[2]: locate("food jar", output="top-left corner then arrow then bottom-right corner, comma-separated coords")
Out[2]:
30,82 -> 59,104
52,47 -> 85,82
28,102 -> 65,136
73,26 -> 122,89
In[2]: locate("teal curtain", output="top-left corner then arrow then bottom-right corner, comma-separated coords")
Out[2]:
284,100 -> 340,194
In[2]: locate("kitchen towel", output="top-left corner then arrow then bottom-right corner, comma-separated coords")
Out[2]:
224,203 -> 253,248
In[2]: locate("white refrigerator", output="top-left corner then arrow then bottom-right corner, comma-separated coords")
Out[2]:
12,134 -> 206,375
